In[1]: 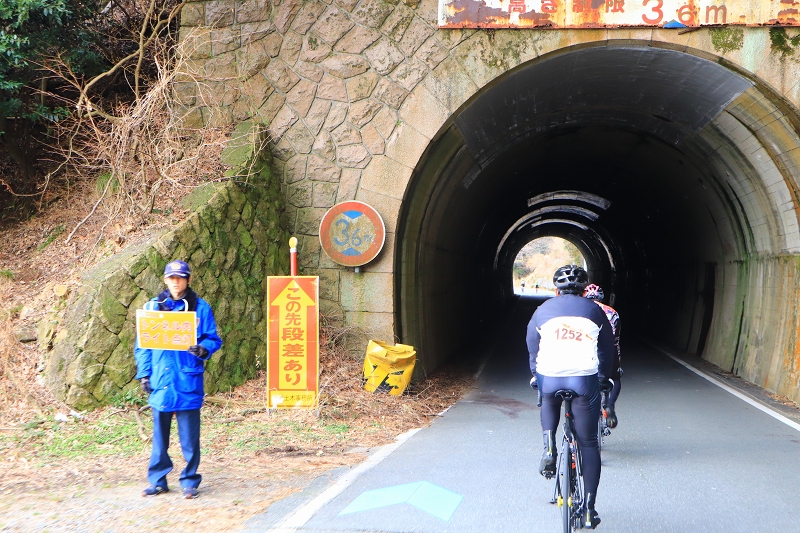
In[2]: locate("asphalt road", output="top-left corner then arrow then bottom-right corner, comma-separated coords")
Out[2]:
245,295 -> 800,533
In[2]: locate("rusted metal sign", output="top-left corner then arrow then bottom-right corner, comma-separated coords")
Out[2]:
319,201 -> 386,268
438,0 -> 800,28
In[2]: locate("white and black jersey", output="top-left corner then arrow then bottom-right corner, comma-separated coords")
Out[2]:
526,294 -> 616,380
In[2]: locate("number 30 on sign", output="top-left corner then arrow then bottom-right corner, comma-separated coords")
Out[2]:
319,201 -> 386,267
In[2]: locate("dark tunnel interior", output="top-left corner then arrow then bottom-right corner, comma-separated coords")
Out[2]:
394,44 -> 800,378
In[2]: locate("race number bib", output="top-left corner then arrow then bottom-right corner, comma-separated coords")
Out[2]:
536,316 -> 600,377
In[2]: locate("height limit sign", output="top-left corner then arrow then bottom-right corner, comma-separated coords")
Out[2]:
319,201 -> 385,267
267,276 -> 319,409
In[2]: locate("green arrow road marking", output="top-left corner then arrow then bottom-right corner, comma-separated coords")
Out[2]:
406,481 -> 464,520
338,481 -> 463,521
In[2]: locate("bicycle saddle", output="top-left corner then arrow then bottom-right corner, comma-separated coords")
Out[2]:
554,389 -> 578,400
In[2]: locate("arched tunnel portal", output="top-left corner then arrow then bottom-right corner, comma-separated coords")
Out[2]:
395,44 -> 800,401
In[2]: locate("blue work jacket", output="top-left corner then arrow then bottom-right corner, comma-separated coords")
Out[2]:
134,291 -> 222,412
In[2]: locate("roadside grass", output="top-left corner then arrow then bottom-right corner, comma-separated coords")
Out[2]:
0,405 -> 360,478
0,411 -> 146,463
0,400 -> 363,467
202,415 -> 355,456
1,362 -> 474,468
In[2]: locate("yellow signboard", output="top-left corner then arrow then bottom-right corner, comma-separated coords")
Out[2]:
135,310 -> 197,351
267,276 -> 320,409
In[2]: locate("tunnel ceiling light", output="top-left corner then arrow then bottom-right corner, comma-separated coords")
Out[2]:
527,190 -> 612,210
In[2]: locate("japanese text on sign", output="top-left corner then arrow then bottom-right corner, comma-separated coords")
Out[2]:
267,277 -> 319,409
135,310 -> 197,350
438,0 -> 800,28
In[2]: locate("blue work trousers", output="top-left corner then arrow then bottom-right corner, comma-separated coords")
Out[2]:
148,408 -> 202,489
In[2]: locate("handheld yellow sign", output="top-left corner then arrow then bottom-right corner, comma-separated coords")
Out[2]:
136,310 -> 197,350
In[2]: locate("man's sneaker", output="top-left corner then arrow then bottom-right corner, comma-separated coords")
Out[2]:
604,405 -> 618,428
141,485 -> 168,497
183,487 -> 198,499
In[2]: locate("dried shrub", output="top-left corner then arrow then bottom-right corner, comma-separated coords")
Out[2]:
200,314 -> 477,450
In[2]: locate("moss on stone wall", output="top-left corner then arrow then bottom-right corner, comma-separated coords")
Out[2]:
43,123 -> 289,409
769,27 -> 800,58
710,27 -> 744,55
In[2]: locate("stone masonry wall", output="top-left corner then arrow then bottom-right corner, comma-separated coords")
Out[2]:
175,0 -> 800,346
176,0 -> 800,401
43,129 -> 290,410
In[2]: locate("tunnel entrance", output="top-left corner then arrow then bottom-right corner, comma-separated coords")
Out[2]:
395,43 -> 800,384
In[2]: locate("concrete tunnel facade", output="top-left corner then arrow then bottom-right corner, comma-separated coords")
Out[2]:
397,44 -> 800,401
178,0 -> 800,404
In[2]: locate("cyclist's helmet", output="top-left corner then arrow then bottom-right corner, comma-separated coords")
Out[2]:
553,265 -> 589,294
583,284 -> 604,301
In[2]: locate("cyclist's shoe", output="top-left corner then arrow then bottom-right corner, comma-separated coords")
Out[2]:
539,451 -> 557,478
583,493 -> 601,529
582,508 -> 601,529
604,404 -> 618,428
539,430 -> 557,478
581,492 -> 600,529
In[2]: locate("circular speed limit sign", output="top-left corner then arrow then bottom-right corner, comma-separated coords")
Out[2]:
319,201 -> 386,267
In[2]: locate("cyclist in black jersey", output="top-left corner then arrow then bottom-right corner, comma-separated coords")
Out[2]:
527,265 -> 615,529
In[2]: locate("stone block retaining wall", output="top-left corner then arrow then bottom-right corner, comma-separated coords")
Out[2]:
175,0 -> 800,347
175,0 -> 800,402
43,138 -> 289,409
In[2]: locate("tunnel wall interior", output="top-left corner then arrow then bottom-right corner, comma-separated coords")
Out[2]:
397,44 -> 800,403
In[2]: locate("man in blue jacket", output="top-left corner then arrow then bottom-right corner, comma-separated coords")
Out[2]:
135,260 -> 222,499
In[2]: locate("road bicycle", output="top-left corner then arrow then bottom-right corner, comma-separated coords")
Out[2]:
597,388 -> 612,452
539,388 -> 585,533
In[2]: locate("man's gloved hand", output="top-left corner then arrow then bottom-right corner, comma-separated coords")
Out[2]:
599,378 -> 614,392
187,344 -> 209,359
141,377 -> 152,394
529,375 -> 538,390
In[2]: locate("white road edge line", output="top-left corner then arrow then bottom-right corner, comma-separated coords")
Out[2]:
264,427 -> 422,533
651,344 -> 800,433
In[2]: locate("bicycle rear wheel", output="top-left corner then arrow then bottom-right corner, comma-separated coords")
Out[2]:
560,446 -> 572,533
597,415 -> 604,452
571,445 -> 585,530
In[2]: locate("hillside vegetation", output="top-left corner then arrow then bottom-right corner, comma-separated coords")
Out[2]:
513,237 -> 585,289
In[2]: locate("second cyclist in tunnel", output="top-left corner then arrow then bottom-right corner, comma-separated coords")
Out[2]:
583,283 -> 622,427
527,265 -> 615,529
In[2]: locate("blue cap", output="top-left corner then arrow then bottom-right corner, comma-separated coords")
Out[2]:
164,260 -> 191,278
